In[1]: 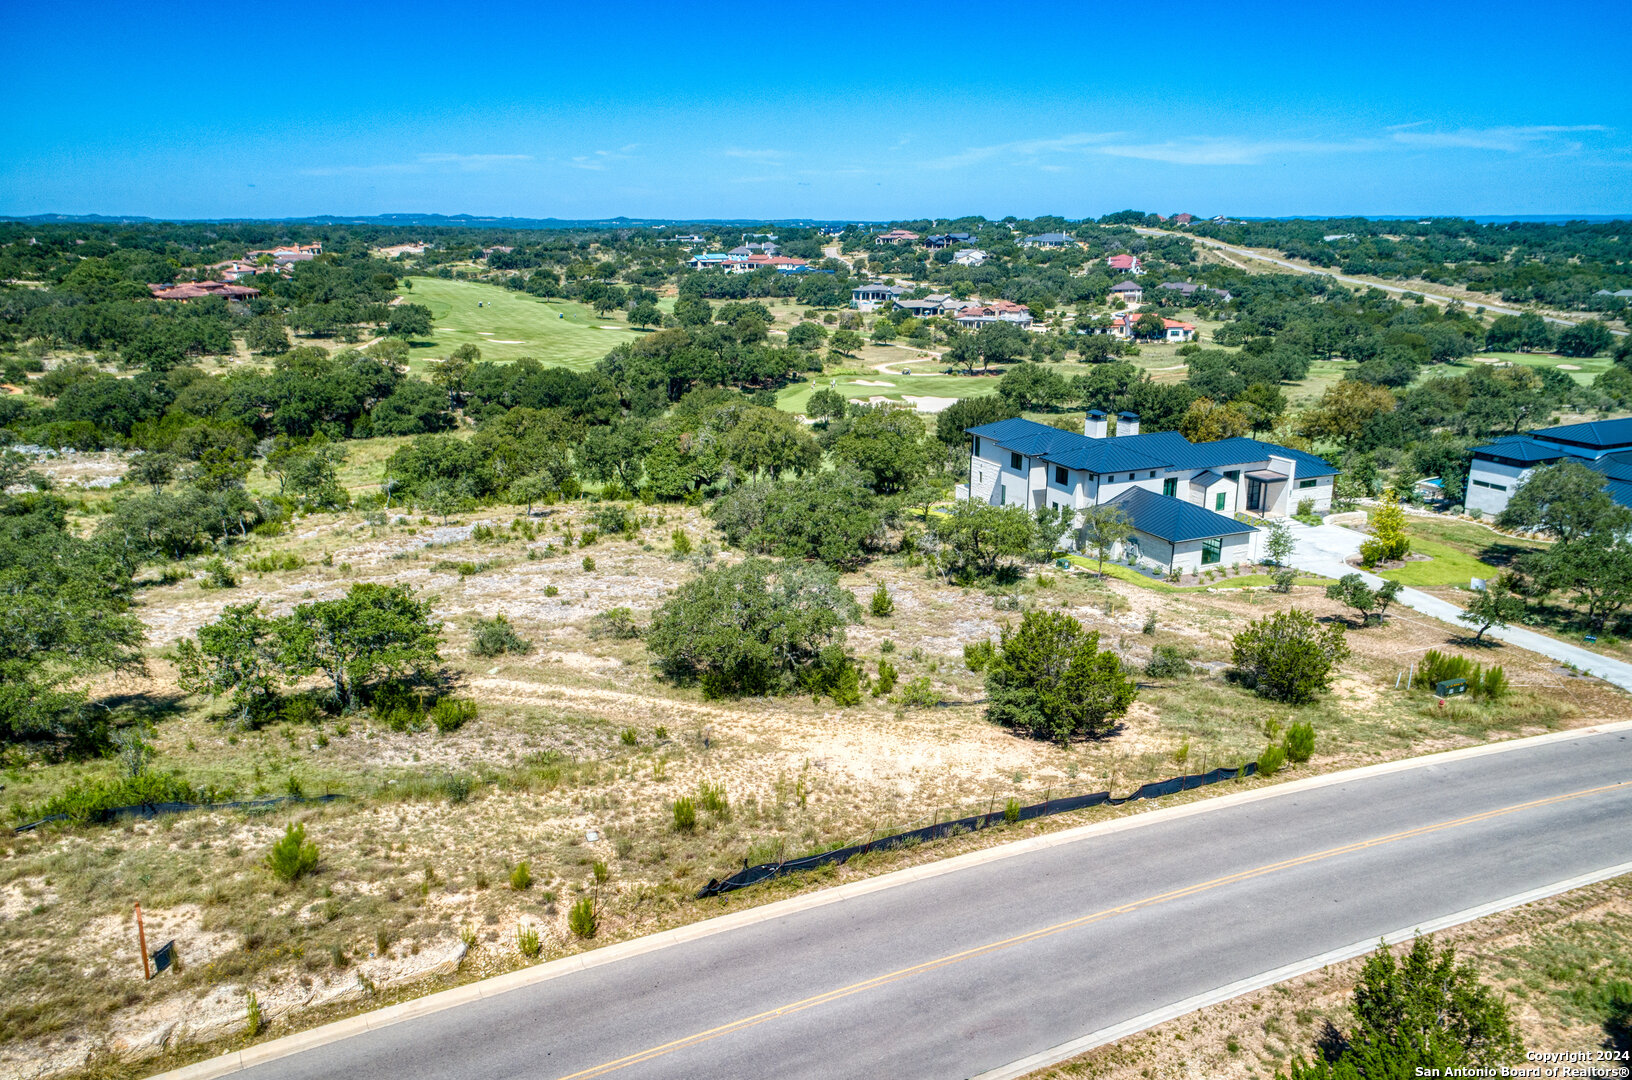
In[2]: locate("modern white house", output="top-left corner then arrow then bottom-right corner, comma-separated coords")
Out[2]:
952,249 -> 989,267
1466,418 -> 1632,516
957,415 -> 1338,573
851,283 -> 904,310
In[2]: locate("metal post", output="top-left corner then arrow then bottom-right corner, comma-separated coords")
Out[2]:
135,901 -> 152,981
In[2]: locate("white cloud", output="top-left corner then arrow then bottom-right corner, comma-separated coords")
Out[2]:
921,132 -> 1122,169
569,146 -> 639,171
417,153 -> 533,168
1097,137 -> 1376,165
1389,125 -> 1609,152
724,148 -> 784,163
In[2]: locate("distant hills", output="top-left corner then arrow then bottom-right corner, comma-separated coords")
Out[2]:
0,213 -> 870,230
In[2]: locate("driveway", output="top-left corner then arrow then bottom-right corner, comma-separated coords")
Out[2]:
1284,521 -> 1632,691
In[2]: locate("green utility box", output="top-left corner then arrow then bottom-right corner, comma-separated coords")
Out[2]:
1435,678 -> 1468,698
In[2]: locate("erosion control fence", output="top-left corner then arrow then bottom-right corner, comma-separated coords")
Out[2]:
12,793 -> 347,833
698,763 -> 1257,899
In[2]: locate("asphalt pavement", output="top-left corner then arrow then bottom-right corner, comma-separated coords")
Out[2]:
208,727 -> 1632,1080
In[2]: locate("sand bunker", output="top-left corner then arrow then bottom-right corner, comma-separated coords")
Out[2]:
854,379 -> 896,387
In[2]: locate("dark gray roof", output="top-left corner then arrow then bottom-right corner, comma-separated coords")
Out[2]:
1527,418 -> 1632,450
1107,487 -> 1258,543
964,418 -> 1338,480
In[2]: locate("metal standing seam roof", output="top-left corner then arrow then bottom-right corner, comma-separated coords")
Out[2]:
1469,435 -> 1580,464
1524,417 -> 1632,450
1106,487 -> 1259,543
965,418 -> 1340,479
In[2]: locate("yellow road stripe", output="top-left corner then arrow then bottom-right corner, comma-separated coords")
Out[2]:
556,780 -> 1628,1080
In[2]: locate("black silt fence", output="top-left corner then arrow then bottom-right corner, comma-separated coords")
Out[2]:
12,793 -> 347,833
697,763 -> 1256,898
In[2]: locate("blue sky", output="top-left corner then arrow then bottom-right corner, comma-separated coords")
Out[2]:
3,0 -> 1629,220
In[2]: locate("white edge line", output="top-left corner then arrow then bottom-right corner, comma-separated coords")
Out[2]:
970,858 -> 1632,1080
151,718 -> 1632,1080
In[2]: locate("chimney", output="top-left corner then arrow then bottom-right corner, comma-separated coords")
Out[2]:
1117,411 -> 1141,437
1085,409 -> 1108,439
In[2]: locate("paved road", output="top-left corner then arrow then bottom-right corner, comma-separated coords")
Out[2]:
1284,520 -> 1632,691
222,730 -> 1632,1080
1132,227 -> 1625,334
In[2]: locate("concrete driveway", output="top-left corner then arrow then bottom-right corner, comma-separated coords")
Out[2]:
1283,521 -> 1632,692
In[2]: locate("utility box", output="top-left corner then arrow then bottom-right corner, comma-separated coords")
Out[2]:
1435,678 -> 1468,698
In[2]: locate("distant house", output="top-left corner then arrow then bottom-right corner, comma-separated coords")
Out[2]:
1022,232 -> 1072,248
874,229 -> 921,245
955,300 -> 1033,329
149,281 -> 262,302
481,246 -> 515,258
1158,281 -> 1233,302
248,242 -> 322,260
689,253 -> 758,274
1172,213 -> 1194,225
1108,280 -> 1144,306
924,232 -> 973,249
1106,254 -> 1143,275
1466,418 -> 1632,516
956,415 -> 1338,571
852,283 -> 905,311
953,248 -> 989,267
1104,313 -> 1195,342
894,293 -> 957,318
210,260 -> 261,281
730,242 -> 780,256
1594,288 -> 1632,299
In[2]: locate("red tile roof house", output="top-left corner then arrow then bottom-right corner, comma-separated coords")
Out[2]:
1172,213 -> 1194,225
873,229 -> 921,245
1106,254 -> 1143,274
209,260 -> 261,281
955,300 -> 1034,329
1102,312 -> 1195,342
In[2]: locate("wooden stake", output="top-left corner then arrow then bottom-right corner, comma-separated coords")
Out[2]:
135,901 -> 152,981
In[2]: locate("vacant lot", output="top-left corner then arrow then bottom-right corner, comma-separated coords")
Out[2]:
3,469 -> 1626,1078
403,277 -> 643,367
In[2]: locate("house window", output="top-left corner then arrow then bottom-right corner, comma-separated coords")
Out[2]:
973,437 -> 981,456
1215,492 -> 1227,511
1298,478 -> 1318,489
1472,479 -> 1508,492
998,485 -> 1006,505
1149,471 -> 1157,478
1201,538 -> 1222,564
1011,452 -> 1022,470
1162,478 -> 1177,498
1224,470 -> 1240,481
1054,465 -> 1068,485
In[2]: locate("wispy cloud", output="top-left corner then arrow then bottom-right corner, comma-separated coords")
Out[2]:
921,132 -> 1122,170
569,145 -> 639,171
417,153 -> 533,169
301,152 -> 533,177
724,148 -> 784,163
1388,124 -> 1608,152
1097,137 -> 1375,165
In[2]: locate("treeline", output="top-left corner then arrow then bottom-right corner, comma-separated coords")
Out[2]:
1187,216 -> 1632,312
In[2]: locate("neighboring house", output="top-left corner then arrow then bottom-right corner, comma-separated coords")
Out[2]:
1109,280 -> 1144,306
1158,281 -> 1233,303
1594,288 -> 1632,299
1466,418 -> 1632,516
924,232 -> 972,249
729,242 -> 780,256
894,293 -> 956,317
688,252 -> 748,272
955,300 -> 1033,328
1104,313 -> 1195,342
874,229 -> 921,245
481,246 -> 515,258
1172,213 -> 1194,225
248,242 -> 322,260
956,415 -> 1338,572
149,281 -> 262,301
952,248 -> 989,267
852,283 -> 905,310
210,260 -> 261,281
1022,232 -> 1072,248
1106,254 -> 1143,274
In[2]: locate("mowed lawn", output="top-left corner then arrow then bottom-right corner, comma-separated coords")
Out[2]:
1376,519 -> 1549,587
403,276 -> 644,368
1414,351 -> 1612,388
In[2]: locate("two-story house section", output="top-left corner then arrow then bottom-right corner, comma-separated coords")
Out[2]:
1466,418 -> 1632,517
959,415 -> 1339,573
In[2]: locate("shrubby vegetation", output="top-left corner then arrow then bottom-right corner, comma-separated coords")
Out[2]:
1231,609 -> 1350,704
984,610 -> 1138,743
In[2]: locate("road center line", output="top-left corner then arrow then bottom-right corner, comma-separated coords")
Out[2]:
555,780 -> 1627,1079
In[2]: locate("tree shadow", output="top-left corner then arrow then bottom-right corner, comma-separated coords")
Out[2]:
1314,1018 -> 1349,1063
94,690 -> 188,726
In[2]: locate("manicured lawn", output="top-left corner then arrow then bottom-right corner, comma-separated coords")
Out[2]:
775,363 -> 1000,415
402,276 -> 646,368
1374,518 -> 1549,587
1376,537 -> 1497,587
1413,351 -> 1612,388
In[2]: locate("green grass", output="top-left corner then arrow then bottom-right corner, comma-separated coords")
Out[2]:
1062,556 -> 1328,592
1376,537 -> 1496,587
1413,351 -> 1613,388
1375,520 -> 1549,587
401,277 -> 645,368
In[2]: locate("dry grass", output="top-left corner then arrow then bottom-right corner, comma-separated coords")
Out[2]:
2,498 -> 1626,1079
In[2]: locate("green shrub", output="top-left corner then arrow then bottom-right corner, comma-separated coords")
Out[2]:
672,796 -> 697,832
265,822 -> 319,882
581,556 -> 596,571
370,681 -> 427,731
1479,665 -> 1509,700
1257,742 -> 1287,777
431,698 -> 477,734
1284,721 -> 1316,764
568,897 -> 598,939
280,695 -> 321,725
1272,566 -> 1298,593
441,774 -> 473,804
516,923 -> 542,958
1145,644 -> 1194,679
201,558 -> 238,590
510,861 -> 533,891
697,780 -> 730,820
544,584 -> 560,597
1231,609 -> 1350,704
893,676 -> 938,709
470,614 -> 532,657
670,529 -> 692,556
870,582 -> 895,617
589,607 -> 639,640
24,772 -> 221,827
873,658 -> 898,697
246,551 -> 305,573
1142,613 -> 1157,635
591,860 -> 610,885
1004,797 -> 1021,824
964,639 -> 996,672
245,991 -> 263,1037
